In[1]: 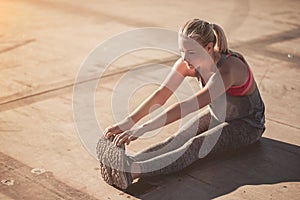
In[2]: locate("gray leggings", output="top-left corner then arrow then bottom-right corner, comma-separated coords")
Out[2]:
132,109 -> 265,177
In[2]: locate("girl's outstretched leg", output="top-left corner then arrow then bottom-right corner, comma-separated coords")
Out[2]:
133,109 -> 212,162
135,119 -> 264,178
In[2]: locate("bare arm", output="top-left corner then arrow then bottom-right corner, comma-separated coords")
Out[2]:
105,58 -> 190,138
128,58 -> 190,123
112,64 -> 236,146
140,67 -> 234,133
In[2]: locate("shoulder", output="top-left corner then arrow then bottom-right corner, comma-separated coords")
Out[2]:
220,54 -> 248,75
220,54 -> 249,85
224,55 -> 247,69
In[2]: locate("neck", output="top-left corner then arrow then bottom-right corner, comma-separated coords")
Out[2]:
212,51 -> 221,64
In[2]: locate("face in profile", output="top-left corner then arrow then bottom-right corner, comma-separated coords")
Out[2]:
178,34 -> 212,71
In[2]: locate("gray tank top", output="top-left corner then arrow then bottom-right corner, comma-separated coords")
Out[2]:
196,52 -> 266,129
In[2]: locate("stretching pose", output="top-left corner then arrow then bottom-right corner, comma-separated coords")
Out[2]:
97,19 -> 265,190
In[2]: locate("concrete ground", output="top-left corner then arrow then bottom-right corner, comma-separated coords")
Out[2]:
0,0 -> 299,199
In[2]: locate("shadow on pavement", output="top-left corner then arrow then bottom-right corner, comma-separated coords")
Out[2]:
126,137 -> 300,200
0,152 -> 99,200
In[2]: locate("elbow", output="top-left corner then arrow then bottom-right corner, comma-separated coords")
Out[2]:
180,99 -> 199,117
181,90 -> 211,115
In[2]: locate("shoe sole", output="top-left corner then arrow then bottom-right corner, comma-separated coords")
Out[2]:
96,136 -> 131,190
106,142 -> 131,190
96,136 -> 114,185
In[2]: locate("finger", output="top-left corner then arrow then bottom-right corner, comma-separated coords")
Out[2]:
104,127 -> 109,133
113,134 -> 120,145
105,125 -> 121,139
126,137 -> 133,145
125,136 -> 135,146
105,131 -> 114,139
103,128 -> 108,137
128,135 -> 138,141
105,131 -> 112,139
104,130 -> 108,138
115,134 -> 124,146
113,133 -> 125,146
104,126 -> 113,137
117,134 -> 129,146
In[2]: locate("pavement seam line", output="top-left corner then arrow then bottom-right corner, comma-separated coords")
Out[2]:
0,39 -> 36,54
0,56 -> 178,108
266,117 -> 300,130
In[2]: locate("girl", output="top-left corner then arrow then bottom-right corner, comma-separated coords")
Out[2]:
97,19 -> 265,190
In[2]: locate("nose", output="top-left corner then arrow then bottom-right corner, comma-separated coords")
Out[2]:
180,51 -> 185,58
181,51 -> 188,61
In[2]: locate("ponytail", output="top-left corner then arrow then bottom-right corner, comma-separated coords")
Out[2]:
180,19 -> 230,54
212,24 -> 249,64
212,23 -> 229,54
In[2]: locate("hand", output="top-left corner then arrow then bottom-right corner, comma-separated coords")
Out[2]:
104,125 -> 124,140
113,128 -> 143,147
104,118 -> 135,139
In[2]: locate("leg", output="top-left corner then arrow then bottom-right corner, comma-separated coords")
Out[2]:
208,120 -> 265,156
135,119 -> 265,177
133,109 -> 212,162
96,109 -> 211,190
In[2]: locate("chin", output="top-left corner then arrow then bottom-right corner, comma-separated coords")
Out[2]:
188,63 -> 196,69
184,60 -> 196,69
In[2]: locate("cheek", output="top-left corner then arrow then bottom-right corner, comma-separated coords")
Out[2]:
188,55 -> 201,65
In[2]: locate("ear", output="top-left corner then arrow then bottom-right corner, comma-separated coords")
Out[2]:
206,42 -> 214,53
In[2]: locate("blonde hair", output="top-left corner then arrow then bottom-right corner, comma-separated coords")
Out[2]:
179,19 -> 229,54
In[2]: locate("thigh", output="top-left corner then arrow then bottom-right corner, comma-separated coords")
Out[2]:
177,119 -> 264,159
207,119 -> 265,156
171,108 -> 212,143
133,108 -> 212,161
137,119 -> 264,176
